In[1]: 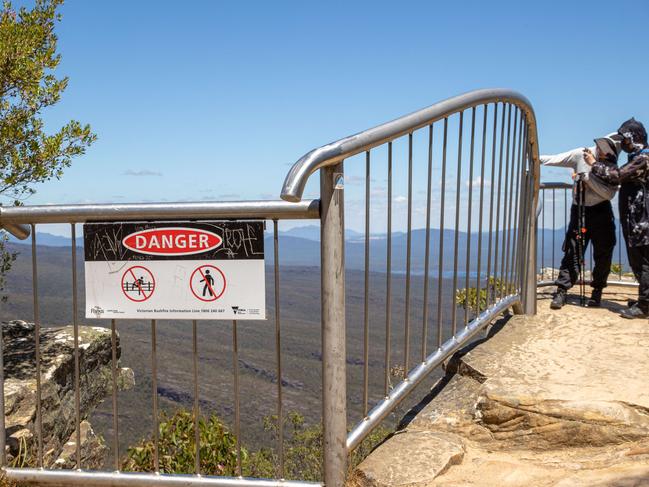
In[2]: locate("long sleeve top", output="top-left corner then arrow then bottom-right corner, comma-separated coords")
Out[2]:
540,147 -> 618,206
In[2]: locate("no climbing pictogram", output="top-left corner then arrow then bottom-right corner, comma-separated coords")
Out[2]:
190,265 -> 226,302
121,265 -> 155,302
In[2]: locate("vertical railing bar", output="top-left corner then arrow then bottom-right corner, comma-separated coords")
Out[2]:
232,319 -> 242,476
541,189 -> 545,278
510,116 -> 525,292
512,110 -> 524,290
31,225 -> 44,468
503,108 -> 518,295
421,124 -> 433,361
384,143 -> 393,396
520,133 -> 533,293
151,319 -> 159,473
110,319 -> 120,471
464,108 -> 476,327
71,224 -> 81,470
451,112 -> 464,336
320,160 -> 347,486
192,319 -> 200,475
492,103 -> 507,304
552,188 -> 556,280
486,104 -> 499,307
363,151 -> 370,417
273,220 -> 284,478
0,318 -> 4,467
475,104 -> 489,314
436,119 -> 449,348
498,104 -> 512,300
404,133 -> 413,372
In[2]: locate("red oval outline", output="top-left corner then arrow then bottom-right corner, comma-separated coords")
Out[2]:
122,227 -> 222,256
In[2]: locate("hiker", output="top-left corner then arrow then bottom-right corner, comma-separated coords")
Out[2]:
540,134 -> 621,309
587,118 -> 649,319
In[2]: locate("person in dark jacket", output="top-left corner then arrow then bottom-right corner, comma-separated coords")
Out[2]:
588,118 -> 649,318
542,136 -> 621,309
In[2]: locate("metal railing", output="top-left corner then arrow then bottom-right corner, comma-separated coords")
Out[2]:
1,201 -> 320,487
282,88 -> 540,486
536,182 -> 637,288
0,88 -> 541,487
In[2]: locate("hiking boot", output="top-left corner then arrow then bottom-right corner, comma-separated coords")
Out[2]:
587,288 -> 603,307
620,304 -> 649,319
550,288 -> 567,310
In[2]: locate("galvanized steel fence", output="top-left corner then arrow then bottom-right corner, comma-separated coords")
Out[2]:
0,89 -> 541,487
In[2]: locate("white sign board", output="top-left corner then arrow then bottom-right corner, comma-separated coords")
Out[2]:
84,221 -> 265,320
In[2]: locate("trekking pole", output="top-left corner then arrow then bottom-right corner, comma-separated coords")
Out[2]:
576,176 -> 587,306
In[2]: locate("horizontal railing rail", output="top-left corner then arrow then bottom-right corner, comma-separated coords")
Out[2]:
1,199 -> 319,228
281,88 -> 540,203
3,469 -> 322,487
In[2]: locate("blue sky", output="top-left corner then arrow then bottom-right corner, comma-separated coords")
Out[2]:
12,0 -> 649,234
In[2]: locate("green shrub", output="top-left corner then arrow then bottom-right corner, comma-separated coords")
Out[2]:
610,263 -> 622,275
123,408 -> 391,481
122,410 -> 246,476
456,276 -> 510,313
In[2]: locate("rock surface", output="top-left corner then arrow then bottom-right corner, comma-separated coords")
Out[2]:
350,286 -> 649,486
2,320 -> 134,468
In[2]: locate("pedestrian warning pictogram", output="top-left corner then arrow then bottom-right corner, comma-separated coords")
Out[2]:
190,265 -> 226,301
121,265 -> 155,302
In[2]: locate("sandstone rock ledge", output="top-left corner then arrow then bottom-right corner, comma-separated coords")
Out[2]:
350,286 -> 649,487
3,320 -> 134,469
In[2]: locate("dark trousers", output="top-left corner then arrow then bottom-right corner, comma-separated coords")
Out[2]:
626,245 -> 649,309
555,201 -> 616,290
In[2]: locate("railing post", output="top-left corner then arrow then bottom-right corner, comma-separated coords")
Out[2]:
320,162 -> 347,486
521,169 -> 538,315
0,322 -> 5,467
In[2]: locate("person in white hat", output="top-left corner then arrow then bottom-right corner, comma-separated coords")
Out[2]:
540,134 -> 622,309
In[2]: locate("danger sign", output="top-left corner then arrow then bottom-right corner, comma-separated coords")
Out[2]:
84,221 -> 265,320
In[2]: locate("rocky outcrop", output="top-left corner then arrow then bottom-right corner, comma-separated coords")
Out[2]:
351,286 -> 649,486
3,320 -> 134,468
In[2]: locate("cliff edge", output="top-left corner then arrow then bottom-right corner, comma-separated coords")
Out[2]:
351,286 -> 649,486
3,320 -> 134,469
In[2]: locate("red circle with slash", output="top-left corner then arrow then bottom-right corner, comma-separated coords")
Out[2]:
121,265 -> 155,302
190,265 -> 226,302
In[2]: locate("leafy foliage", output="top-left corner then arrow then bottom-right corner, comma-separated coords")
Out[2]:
0,0 -> 96,297
456,277 -> 511,313
122,410 -> 245,476
123,409 -> 391,481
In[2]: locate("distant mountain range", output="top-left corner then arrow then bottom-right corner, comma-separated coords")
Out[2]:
8,225 -> 617,273
8,231 -> 72,247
